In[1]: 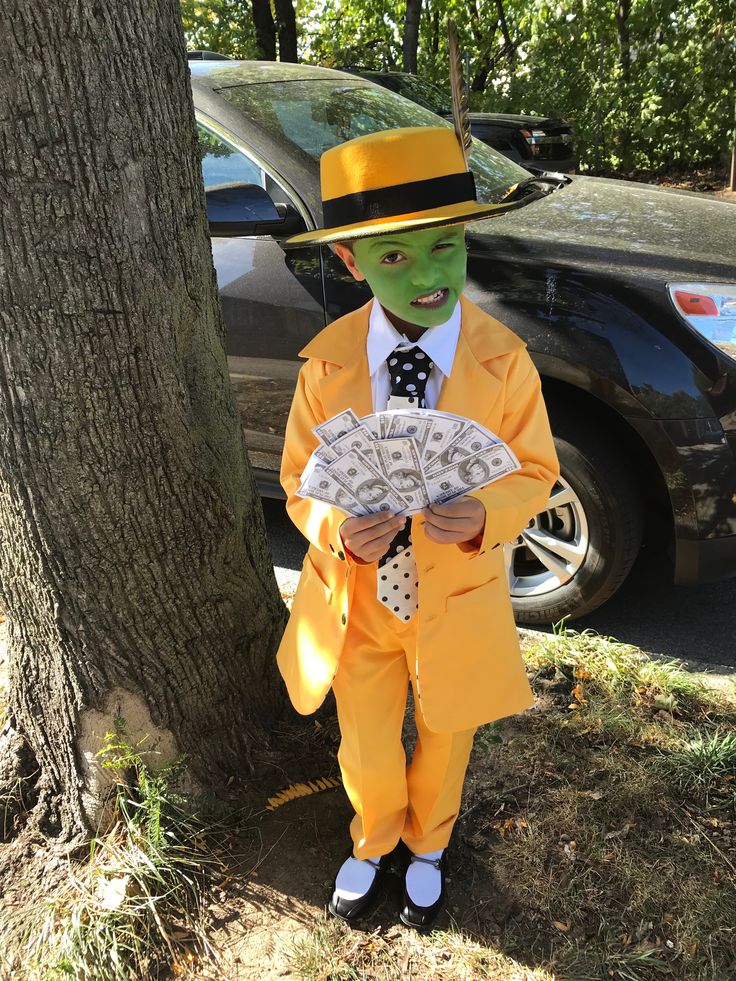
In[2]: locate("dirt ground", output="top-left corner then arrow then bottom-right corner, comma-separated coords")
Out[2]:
188,705 -> 536,980
633,167 -> 735,203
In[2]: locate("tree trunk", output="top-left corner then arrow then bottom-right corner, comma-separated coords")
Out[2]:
467,0 -> 499,95
495,0 -> 514,57
403,0 -> 422,74
429,4 -> 440,59
615,0 -> 633,169
251,0 -> 277,60
273,0 -> 298,63
0,0 -> 287,851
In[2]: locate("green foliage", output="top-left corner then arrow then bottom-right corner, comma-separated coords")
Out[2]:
292,0 -> 735,173
180,0 -> 259,59
664,729 -> 736,791
491,0 -> 735,172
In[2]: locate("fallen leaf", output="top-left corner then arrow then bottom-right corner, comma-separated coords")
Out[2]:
605,822 -> 634,840
95,874 -> 129,910
654,692 -> 677,712
553,920 -> 571,932
571,683 -> 588,704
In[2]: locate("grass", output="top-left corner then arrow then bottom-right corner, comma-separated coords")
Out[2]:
287,622 -> 736,981
0,717 -> 235,980
288,919 -> 556,980
1,622 -> 734,979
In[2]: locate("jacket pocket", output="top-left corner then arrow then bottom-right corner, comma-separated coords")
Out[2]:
302,553 -> 333,604
445,573 -> 500,610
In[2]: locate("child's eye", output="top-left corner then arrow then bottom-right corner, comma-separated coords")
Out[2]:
381,252 -> 405,264
433,242 -> 454,251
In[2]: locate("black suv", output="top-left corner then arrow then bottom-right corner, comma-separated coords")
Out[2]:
342,68 -> 578,173
191,60 -> 736,623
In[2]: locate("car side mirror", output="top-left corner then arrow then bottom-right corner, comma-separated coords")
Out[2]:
206,182 -> 286,237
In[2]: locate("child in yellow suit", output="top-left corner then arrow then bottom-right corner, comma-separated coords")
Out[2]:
277,126 -> 559,929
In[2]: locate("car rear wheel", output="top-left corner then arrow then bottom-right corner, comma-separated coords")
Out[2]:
508,424 -> 643,624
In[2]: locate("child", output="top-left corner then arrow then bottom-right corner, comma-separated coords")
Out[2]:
276,125 -> 559,930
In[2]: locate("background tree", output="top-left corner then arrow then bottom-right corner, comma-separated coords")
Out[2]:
0,0 -> 287,857
403,0 -> 423,73
274,0 -> 299,61
251,0 -> 277,59
180,0 -> 259,58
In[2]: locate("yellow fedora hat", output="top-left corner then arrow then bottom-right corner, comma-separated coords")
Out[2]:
284,126 -> 519,248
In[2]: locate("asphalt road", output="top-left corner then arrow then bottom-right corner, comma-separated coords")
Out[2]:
262,498 -> 736,673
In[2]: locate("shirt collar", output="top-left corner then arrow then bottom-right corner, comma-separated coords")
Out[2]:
366,298 -> 462,377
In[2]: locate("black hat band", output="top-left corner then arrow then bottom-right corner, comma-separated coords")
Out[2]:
322,171 -> 477,229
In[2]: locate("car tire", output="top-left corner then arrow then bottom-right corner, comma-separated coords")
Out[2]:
509,421 -> 644,625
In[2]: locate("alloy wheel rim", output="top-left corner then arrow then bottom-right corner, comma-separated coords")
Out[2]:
504,475 -> 589,598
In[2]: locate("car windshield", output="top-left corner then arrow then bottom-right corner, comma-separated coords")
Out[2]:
215,77 -> 530,202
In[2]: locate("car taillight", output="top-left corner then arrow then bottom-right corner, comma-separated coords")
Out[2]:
520,128 -> 539,155
668,283 -> 736,361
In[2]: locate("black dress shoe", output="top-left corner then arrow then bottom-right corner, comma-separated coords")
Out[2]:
399,852 -> 447,931
328,855 -> 386,922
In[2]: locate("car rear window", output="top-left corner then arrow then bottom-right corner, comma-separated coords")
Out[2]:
215,78 -> 530,202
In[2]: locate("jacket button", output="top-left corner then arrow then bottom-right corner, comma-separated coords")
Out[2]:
341,613 -> 347,625
338,550 -> 346,561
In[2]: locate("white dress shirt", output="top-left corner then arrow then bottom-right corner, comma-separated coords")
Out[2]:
367,298 -> 462,411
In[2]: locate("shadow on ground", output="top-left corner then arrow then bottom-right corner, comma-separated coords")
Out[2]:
202,703 -> 556,980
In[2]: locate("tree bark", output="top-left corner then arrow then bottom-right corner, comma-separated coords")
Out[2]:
0,0 -> 287,851
403,0 -> 422,74
273,0 -> 298,63
251,0 -> 277,60
468,0 -> 499,95
615,0 -> 633,169
495,0 -> 515,65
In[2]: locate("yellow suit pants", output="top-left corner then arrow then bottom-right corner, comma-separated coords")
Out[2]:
332,566 -> 476,859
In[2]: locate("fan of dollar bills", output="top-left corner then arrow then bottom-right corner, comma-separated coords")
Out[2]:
297,407 -> 520,516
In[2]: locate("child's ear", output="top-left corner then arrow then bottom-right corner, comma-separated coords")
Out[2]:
333,242 -> 366,282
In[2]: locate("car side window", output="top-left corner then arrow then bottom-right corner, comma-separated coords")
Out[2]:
197,123 -> 264,189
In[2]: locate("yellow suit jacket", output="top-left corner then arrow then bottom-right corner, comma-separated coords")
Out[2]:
276,295 -> 560,732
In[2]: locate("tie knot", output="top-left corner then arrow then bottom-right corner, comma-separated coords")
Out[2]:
386,346 -> 434,408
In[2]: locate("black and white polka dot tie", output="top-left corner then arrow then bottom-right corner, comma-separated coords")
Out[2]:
378,345 -> 434,622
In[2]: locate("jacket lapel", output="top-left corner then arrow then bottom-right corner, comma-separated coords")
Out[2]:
436,298 -> 519,426
300,302 -> 374,421
317,348 -> 374,421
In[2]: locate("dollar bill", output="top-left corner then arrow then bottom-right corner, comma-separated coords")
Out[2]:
424,444 -> 520,506
297,463 -> 369,516
372,437 -> 430,512
326,449 -> 410,514
312,443 -> 338,465
359,413 -> 382,439
329,424 -> 378,466
421,416 -> 466,466
313,408 -> 361,446
425,421 -> 500,474
383,411 -> 435,454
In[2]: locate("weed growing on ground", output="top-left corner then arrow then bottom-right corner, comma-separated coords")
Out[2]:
0,717 -> 235,980
288,917 -> 555,980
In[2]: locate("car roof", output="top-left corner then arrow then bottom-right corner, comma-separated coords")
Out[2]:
188,59 -> 361,89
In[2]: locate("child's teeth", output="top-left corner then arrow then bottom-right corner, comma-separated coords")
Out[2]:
416,289 -> 444,304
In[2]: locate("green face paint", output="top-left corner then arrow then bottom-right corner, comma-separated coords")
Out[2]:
351,225 -> 467,330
